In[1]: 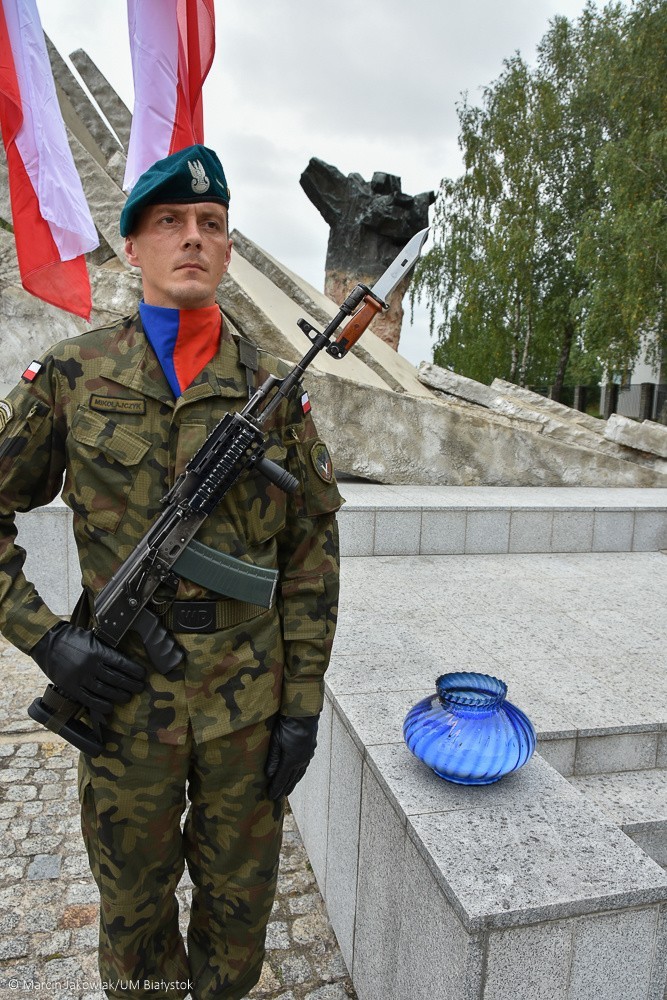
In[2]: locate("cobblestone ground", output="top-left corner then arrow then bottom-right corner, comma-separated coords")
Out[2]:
0,637 -> 357,1000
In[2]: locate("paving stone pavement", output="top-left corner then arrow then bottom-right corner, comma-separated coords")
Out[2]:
0,637 -> 357,1000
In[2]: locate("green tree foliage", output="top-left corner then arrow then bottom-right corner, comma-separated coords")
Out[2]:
577,0 -> 667,379
413,0 -> 666,390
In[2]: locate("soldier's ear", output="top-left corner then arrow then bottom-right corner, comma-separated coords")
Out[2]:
125,235 -> 140,269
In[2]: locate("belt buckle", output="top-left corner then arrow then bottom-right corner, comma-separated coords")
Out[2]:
171,601 -> 217,633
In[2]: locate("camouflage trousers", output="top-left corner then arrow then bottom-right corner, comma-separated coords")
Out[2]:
78,718 -> 284,1000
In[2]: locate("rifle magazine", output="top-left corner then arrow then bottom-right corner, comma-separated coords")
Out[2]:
173,539 -> 278,608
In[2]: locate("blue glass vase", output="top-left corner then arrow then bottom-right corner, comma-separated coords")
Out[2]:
403,672 -> 536,785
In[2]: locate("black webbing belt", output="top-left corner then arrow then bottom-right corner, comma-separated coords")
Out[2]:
162,598 -> 268,633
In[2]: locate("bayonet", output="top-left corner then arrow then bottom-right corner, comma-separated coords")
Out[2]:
324,227 -> 429,359
369,226 -> 430,304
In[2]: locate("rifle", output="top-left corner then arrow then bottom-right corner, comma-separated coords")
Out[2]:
28,228 -> 429,756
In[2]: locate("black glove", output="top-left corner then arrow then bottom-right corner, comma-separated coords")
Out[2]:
31,622 -> 146,717
265,714 -> 319,800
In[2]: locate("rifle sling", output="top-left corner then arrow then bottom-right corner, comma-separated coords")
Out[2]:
238,336 -> 259,398
173,538 -> 278,609
41,684 -> 80,733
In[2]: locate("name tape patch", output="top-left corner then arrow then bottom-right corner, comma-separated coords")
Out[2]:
89,394 -> 146,416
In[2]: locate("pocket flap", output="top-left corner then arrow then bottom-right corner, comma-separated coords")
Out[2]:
71,408 -> 151,466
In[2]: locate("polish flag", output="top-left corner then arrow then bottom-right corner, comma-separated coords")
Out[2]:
0,0 -> 98,320
124,0 -> 216,191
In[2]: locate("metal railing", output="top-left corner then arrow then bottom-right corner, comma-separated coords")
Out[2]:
527,382 -> 667,424
603,382 -> 667,424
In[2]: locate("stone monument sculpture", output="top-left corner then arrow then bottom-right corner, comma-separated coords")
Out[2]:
300,158 -> 435,351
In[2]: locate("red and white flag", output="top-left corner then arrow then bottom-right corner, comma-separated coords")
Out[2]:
0,0 -> 98,319
124,0 -> 216,192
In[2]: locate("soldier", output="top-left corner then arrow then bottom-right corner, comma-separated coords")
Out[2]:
0,145 -> 342,999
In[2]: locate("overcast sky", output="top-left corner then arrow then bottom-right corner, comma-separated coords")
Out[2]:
39,0 -> 592,365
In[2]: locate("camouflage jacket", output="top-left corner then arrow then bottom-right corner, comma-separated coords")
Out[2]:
0,312 -> 343,744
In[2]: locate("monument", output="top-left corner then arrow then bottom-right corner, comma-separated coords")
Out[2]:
300,156 -> 435,351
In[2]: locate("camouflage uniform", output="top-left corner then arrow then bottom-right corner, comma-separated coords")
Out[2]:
0,312 -> 342,998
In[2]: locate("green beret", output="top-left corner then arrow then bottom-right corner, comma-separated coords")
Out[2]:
120,144 -> 230,237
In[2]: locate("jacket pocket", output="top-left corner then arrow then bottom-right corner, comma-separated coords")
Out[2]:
281,575 -> 327,640
64,407 -> 151,533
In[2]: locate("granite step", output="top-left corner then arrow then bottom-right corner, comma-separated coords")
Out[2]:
569,767 -> 667,869
337,484 -> 667,557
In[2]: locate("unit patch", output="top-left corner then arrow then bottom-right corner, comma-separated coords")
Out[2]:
89,394 -> 146,416
301,391 -> 311,415
21,361 -> 42,383
310,441 -> 334,483
0,400 -> 13,434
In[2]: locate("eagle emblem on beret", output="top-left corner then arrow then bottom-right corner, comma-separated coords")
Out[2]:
189,159 -> 210,194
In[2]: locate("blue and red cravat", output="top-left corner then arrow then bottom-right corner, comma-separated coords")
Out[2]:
139,301 -> 222,397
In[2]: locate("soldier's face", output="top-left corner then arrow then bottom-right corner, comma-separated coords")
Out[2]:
124,202 -> 232,310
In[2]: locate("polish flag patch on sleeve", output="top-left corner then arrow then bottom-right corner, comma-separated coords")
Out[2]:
21,361 -> 43,383
301,391 -> 311,414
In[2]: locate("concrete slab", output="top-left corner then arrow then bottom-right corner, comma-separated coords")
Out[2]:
323,712 -> 362,971
396,832 -> 485,1000
352,762 -> 405,999
331,551 -> 667,745
222,251 -> 389,389
287,696 -> 333,890
483,921 -> 572,1000
567,908 -> 662,1000
408,795 -> 665,931
341,483 -> 667,509
605,413 -> 667,459
293,687 -> 667,999
14,499 -> 80,618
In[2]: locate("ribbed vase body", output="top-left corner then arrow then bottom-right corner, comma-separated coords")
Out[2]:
403,672 -> 536,785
